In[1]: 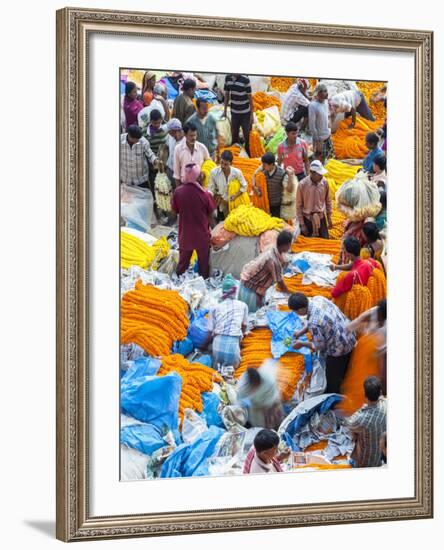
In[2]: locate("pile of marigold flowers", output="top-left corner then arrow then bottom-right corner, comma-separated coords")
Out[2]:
270,76 -> 296,92
331,116 -> 383,159
284,274 -> 333,299
121,281 -> 189,356
158,354 -> 222,422
252,91 -> 282,112
356,81 -> 387,120
291,235 -> 342,263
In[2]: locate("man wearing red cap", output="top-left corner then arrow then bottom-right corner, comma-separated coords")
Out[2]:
171,163 -> 216,279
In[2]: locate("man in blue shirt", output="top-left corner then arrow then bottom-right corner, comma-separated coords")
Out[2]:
363,132 -> 384,173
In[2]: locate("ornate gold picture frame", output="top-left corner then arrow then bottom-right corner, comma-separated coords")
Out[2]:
56,7 -> 433,542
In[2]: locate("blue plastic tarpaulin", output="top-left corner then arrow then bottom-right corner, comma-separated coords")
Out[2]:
188,309 -> 210,349
194,89 -> 218,104
266,310 -> 313,372
160,426 -> 224,478
121,370 -> 182,433
120,423 -> 167,456
200,392 -> 224,428
173,337 -> 194,357
278,393 -> 343,451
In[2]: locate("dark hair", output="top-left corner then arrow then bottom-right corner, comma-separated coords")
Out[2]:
363,222 -> 380,243
125,81 -> 137,97
183,122 -> 197,134
364,376 -> 382,402
253,429 -> 280,453
379,189 -> 387,209
366,132 -> 379,146
377,299 -> 387,322
288,293 -> 309,311
196,98 -> 208,109
182,78 -> 197,92
343,236 -> 361,256
261,152 -> 275,165
149,109 -> 162,122
373,155 -> 386,171
127,124 -> 143,139
285,121 -> 299,133
221,150 -> 233,163
276,230 -> 293,249
246,368 -> 261,387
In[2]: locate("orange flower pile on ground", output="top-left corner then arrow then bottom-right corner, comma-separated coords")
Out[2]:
251,171 -> 270,213
270,76 -> 296,92
332,116 -> 383,159
121,281 -> 189,356
291,235 -> 342,263
356,81 -> 387,121
236,328 -> 306,402
340,333 -> 381,415
284,274 -> 333,299
252,91 -> 282,112
158,354 -> 222,422
249,130 -> 266,158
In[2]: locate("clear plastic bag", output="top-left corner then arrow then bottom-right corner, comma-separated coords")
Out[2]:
336,171 -> 382,221
121,184 -> 154,231
181,409 -> 208,444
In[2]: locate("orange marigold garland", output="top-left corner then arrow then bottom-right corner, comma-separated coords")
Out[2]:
251,171 -> 270,213
158,354 -> 222,422
249,130 -> 266,158
121,281 -> 189,356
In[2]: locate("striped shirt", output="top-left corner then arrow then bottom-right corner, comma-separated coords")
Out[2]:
241,246 -> 285,296
207,298 -> 249,337
120,134 -> 157,185
145,124 -> 168,155
307,296 -> 356,357
208,166 -> 247,201
346,396 -> 387,467
186,112 -> 218,154
224,74 -> 252,115
281,83 -> 311,122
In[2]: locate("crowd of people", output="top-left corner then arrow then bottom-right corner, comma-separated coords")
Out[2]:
120,70 -> 388,471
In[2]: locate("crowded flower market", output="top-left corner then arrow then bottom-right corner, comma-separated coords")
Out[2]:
119,70 -> 388,480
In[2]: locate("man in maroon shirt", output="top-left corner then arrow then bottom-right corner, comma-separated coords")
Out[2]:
330,236 -> 380,298
171,163 -> 216,279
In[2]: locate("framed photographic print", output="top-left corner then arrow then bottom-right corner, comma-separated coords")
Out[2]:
56,7 -> 433,542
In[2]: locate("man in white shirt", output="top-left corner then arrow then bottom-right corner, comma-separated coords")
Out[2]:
329,89 -> 375,128
308,83 -> 334,163
208,150 -> 248,220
